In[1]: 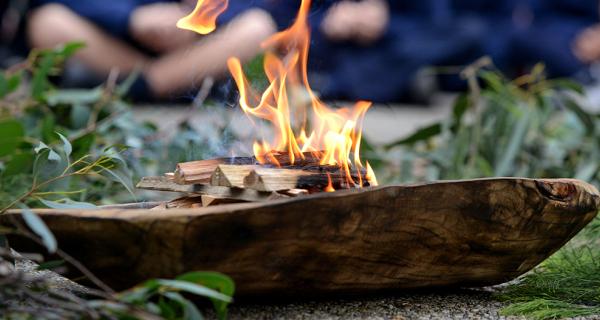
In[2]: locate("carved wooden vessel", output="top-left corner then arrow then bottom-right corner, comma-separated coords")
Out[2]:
4,178 -> 599,297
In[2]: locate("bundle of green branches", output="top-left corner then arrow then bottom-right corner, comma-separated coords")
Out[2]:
0,42 -> 236,207
381,58 -> 600,319
0,43 -> 237,319
383,60 -> 599,184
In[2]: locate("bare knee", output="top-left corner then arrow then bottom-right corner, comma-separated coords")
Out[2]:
27,3 -> 85,48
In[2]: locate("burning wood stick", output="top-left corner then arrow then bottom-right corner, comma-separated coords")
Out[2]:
136,176 -> 288,202
173,152 -> 323,185
243,167 -> 367,192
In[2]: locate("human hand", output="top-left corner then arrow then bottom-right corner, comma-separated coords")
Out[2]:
321,0 -> 389,45
574,24 -> 600,63
130,3 -> 197,53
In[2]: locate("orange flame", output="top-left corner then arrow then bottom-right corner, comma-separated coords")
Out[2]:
180,0 -> 377,187
177,0 -> 229,34
325,173 -> 335,192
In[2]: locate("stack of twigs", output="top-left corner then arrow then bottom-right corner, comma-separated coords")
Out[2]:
136,152 -> 369,208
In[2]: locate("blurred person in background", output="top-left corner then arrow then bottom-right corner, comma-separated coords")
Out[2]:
23,0 -> 600,104
304,0 -> 600,102
27,0 -> 277,100
271,0 -> 486,103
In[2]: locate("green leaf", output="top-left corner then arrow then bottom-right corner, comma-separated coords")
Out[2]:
156,279 -> 232,303
176,272 -> 234,320
451,93 -> 470,131
116,69 -> 140,97
7,72 -> 22,94
0,119 -> 24,157
549,78 -> 584,95
56,42 -> 85,58
494,108 -> 530,176
118,281 -> 159,304
34,142 -> 61,161
562,98 -> 595,135
71,133 -> 95,159
46,87 -> 103,106
56,132 -> 72,158
31,53 -> 55,101
385,123 -> 442,148
479,70 -> 504,93
100,150 -> 135,196
40,115 -> 56,143
3,152 -> 34,176
70,104 -> 91,129
19,204 -> 57,253
39,198 -> 97,210
176,272 -> 235,297
163,291 -> 204,320
157,296 -> 178,319
0,71 -> 22,98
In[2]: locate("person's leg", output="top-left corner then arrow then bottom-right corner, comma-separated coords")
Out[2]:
144,8 -> 277,98
27,3 -> 150,75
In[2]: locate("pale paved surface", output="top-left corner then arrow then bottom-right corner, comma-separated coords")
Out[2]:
132,95 -> 454,147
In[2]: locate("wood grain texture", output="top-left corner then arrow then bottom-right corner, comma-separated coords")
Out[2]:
136,176 -> 286,202
211,165 -> 259,188
173,153 -> 322,185
243,167 -> 362,192
3,178 -> 599,298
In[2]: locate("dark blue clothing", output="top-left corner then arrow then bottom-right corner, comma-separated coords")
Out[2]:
34,0 -> 600,102
31,0 -> 259,39
267,0 -> 599,101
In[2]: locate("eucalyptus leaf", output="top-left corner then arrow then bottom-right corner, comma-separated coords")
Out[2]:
70,104 -> 91,129
176,272 -> 235,320
19,204 -> 57,253
385,123 -> 442,148
0,119 -> 24,157
3,152 -> 34,176
494,109 -> 530,176
46,87 -> 103,106
57,132 -> 72,158
39,198 -> 97,210
156,279 -> 232,303
163,291 -> 204,320
0,71 -> 21,98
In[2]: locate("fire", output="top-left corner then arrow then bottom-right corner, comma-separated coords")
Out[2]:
325,173 -> 335,192
177,0 -> 229,34
179,0 -> 378,188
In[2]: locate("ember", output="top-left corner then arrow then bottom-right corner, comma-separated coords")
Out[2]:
175,0 -> 377,194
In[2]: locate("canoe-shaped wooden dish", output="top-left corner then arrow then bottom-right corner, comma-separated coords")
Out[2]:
4,178 -> 599,297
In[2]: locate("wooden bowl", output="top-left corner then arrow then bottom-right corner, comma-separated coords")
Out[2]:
4,178 -> 599,297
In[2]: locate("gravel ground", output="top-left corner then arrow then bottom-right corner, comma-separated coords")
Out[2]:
226,289 -> 522,320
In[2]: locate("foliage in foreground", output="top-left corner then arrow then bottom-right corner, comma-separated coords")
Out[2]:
0,43 -> 236,319
380,59 -> 600,319
0,42 -> 235,207
497,218 -> 600,319
0,130 -> 234,319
